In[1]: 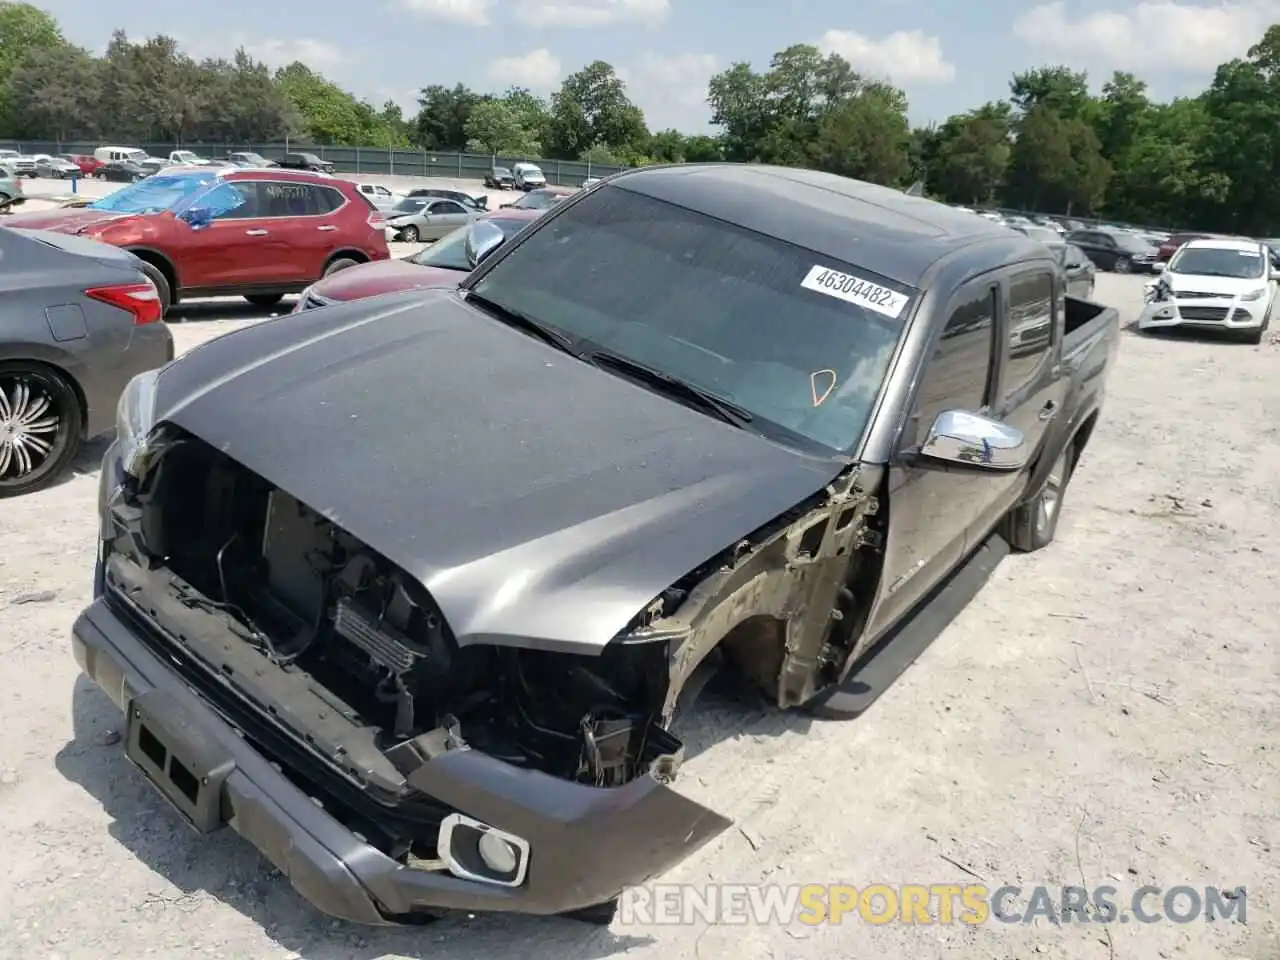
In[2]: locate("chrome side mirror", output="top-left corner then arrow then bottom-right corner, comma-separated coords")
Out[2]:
919,410 -> 1028,472
465,219 -> 506,268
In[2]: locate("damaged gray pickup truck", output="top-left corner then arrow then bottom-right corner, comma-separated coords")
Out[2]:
73,163 -> 1119,926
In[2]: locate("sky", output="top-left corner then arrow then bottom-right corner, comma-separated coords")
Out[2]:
34,0 -> 1280,133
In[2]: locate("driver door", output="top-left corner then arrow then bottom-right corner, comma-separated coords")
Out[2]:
423,200 -> 471,239
178,181 -> 291,290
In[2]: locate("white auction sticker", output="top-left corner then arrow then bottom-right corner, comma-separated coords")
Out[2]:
800,265 -> 909,319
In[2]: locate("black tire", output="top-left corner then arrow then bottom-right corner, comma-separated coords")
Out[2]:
399,225 -> 419,243
323,256 -> 360,277
136,260 -> 172,317
1113,256 -> 1131,274
558,899 -> 618,925
1002,441 -> 1074,552
0,361 -> 84,498
245,293 -> 284,308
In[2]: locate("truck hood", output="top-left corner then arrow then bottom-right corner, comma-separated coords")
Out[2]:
310,259 -> 467,301
151,289 -> 845,655
3,207 -> 138,234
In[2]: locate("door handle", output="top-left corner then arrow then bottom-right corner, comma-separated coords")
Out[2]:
1039,401 -> 1058,421
245,229 -> 268,236
317,225 -> 336,232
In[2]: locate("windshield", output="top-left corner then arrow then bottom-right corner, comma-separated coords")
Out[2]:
468,186 -> 913,454
1168,246 -> 1266,279
511,190 -> 563,210
409,216 -> 531,270
87,172 -> 215,214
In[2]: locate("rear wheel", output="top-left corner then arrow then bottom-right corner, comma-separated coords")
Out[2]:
1002,442 -> 1074,552
245,293 -> 284,308
0,362 -> 83,498
136,261 -> 172,318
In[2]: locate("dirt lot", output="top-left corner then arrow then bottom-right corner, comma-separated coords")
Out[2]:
0,274 -> 1276,960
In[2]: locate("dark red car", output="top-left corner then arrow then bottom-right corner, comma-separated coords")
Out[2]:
293,206 -> 540,311
61,154 -> 102,176
1157,232 -> 1210,262
5,168 -> 389,315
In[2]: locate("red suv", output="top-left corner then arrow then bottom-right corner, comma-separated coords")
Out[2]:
61,154 -> 102,176
6,168 -> 388,315
1157,232 -> 1209,263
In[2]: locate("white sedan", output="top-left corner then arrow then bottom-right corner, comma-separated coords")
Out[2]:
1138,237 -> 1276,344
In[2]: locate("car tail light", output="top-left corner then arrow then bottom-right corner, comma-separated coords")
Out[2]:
367,210 -> 386,229
86,281 -> 163,325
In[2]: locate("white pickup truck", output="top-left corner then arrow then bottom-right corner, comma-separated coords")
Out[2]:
168,149 -> 211,165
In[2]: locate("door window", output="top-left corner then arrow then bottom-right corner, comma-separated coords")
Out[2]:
254,181 -> 326,216
429,200 -> 466,216
199,182 -> 253,219
910,285 -> 996,444
1001,272 -> 1054,398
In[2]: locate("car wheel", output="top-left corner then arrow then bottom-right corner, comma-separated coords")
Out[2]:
1001,442 -> 1074,552
136,261 -> 172,318
0,361 -> 84,498
1113,256 -> 1131,273
323,257 -> 360,277
557,899 -> 619,925
245,293 -> 284,308
400,225 -> 419,243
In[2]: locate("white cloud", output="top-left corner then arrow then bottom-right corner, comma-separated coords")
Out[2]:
396,0 -> 493,25
239,38 -> 348,70
1012,0 -> 1272,72
817,28 -> 955,84
513,0 -> 669,27
488,48 -> 563,89
621,52 -> 718,130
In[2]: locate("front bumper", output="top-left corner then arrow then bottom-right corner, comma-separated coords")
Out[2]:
71,595 -> 730,924
1138,296 -> 1267,331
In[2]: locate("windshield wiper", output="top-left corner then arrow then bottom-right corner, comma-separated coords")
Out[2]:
584,349 -> 754,429
464,291 -> 582,357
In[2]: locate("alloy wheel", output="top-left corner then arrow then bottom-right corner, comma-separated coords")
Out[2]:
0,374 -> 61,482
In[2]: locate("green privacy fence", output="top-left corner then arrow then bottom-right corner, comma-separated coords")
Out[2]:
0,140 -> 626,187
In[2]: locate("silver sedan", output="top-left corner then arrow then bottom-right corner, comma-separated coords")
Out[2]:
385,197 -> 477,243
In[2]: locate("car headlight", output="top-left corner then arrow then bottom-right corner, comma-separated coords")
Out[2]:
1240,288 -> 1267,301
115,369 -> 161,478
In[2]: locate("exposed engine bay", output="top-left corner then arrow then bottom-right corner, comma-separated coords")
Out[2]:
102,425 -> 884,860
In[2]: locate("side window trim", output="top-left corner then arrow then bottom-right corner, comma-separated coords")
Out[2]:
998,267 -> 1055,403
894,275 -> 1000,454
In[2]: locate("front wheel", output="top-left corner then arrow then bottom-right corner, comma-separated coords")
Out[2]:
1001,442 -> 1074,552
1113,256 -> 1131,274
399,225 -> 419,243
0,362 -> 84,498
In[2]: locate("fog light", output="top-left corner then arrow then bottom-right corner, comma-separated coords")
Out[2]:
437,813 -> 531,887
477,831 -> 519,874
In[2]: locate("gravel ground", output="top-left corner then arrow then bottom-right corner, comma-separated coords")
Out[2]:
0,274 -> 1276,960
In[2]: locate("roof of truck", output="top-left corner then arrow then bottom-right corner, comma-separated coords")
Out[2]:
609,163 -> 1042,286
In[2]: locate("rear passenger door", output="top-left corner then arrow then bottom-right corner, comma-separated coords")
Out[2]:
966,267 -> 1067,544
865,278 -> 1000,645
258,181 -> 349,280
423,200 -> 469,238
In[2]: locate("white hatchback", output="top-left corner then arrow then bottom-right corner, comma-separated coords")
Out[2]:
1139,237 -> 1276,343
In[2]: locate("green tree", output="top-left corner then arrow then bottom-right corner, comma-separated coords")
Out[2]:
548,61 -> 648,158
414,83 -> 484,150
809,83 -> 912,185
8,42 -> 98,139
0,1 -> 64,132
465,98 -> 541,155
928,103 -> 1012,204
